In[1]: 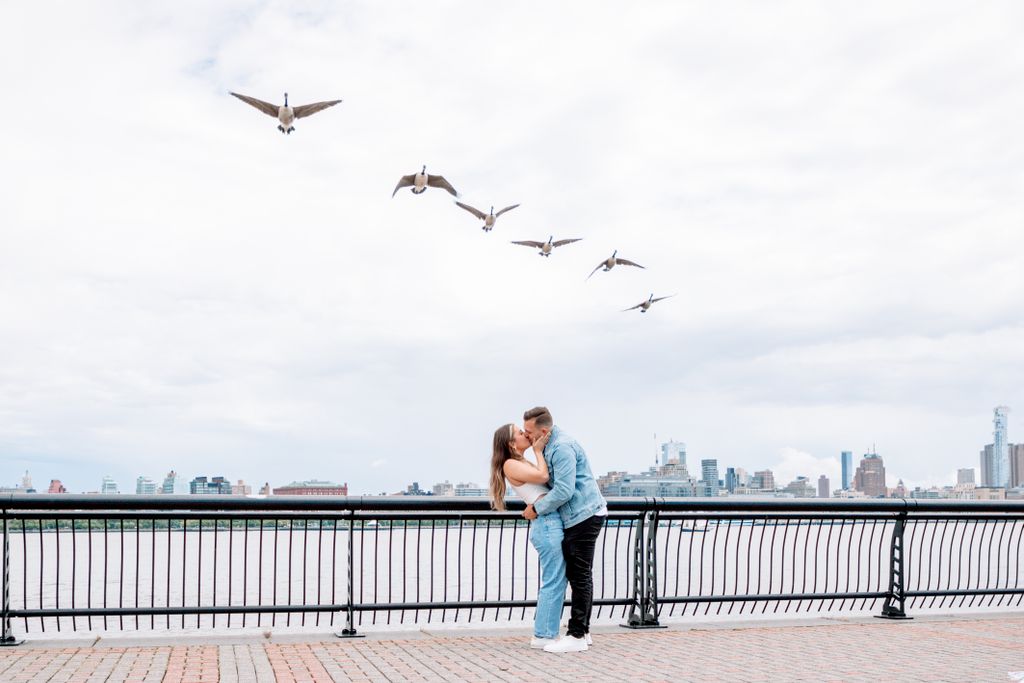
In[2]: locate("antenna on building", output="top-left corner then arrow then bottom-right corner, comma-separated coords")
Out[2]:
654,432 -> 658,467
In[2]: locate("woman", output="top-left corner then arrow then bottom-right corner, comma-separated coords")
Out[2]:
490,423 -> 567,648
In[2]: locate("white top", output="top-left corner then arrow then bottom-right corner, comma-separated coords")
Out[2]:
510,481 -> 549,506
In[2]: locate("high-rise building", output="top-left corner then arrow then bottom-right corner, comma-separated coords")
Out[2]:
232,480 -> 252,496
957,468 -> 976,485
190,476 -> 232,495
161,471 -> 185,495
101,476 -> 119,494
259,482 -> 271,496
725,467 -> 738,493
992,406 -> 1010,487
734,467 -> 750,488
980,444 -> 994,486
1009,444 -> 1024,489
661,440 -> 686,467
782,476 -> 815,497
454,482 -> 488,497
22,471 -> 33,491
818,475 -> 830,498
854,451 -> 887,498
841,452 -> 853,490
136,476 -> 157,495
701,459 -> 720,496
48,479 -> 67,494
752,470 -> 775,492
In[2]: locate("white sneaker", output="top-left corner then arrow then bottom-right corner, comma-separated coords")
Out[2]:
585,633 -> 593,646
543,635 -> 588,653
530,637 -> 556,649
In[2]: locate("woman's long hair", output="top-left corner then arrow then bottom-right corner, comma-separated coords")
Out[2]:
490,423 -> 519,511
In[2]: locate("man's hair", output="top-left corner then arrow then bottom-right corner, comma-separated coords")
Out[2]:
523,406 -> 553,428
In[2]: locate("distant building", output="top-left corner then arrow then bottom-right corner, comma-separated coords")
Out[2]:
841,452 -> 853,490
975,486 -> 1007,501
273,480 -> 348,495
980,444 -> 994,487
161,471 -> 185,495
893,479 -> 908,498
101,476 -> 119,495
725,467 -> 738,493
700,459 -> 720,497
818,475 -> 830,498
259,482 -> 271,496
992,406 -> 1010,487
454,482 -> 488,497
190,476 -> 232,495
752,470 -> 775,492
432,480 -> 454,496
661,440 -> 686,467
957,468 -> 976,485
783,476 -> 815,498
404,482 -> 428,495
48,479 -> 67,494
596,471 -> 627,495
136,476 -> 157,495
232,480 -> 252,496
734,467 -> 749,488
22,471 -> 34,492
1010,444 -> 1024,489
854,451 -> 887,498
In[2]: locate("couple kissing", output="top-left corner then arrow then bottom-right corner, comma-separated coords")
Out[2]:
490,406 -> 607,653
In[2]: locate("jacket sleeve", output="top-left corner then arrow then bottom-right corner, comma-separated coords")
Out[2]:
532,443 -> 575,516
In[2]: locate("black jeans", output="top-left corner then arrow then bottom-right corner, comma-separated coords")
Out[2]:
562,514 -> 605,638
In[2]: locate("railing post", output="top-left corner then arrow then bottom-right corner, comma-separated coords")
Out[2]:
1,512 -> 24,646
336,511 -> 364,638
877,511 -> 912,620
622,501 -> 665,629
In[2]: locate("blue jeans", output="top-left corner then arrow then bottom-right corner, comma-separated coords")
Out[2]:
530,512 -> 568,639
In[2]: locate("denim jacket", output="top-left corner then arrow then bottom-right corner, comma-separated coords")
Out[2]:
531,425 -> 607,528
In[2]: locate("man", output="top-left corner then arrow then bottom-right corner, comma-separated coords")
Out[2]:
522,406 -> 607,653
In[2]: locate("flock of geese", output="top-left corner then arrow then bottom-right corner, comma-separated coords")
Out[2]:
230,91 -> 675,313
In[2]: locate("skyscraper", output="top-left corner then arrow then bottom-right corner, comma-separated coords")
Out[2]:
752,470 -> 775,492
136,476 -> 157,495
1010,444 -> 1024,489
818,475 -> 830,498
993,406 -> 1010,487
841,452 -> 853,490
661,440 -> 686,467
101,476 -> 119,494
957,468 -> 976,485
701,459 -> 719,497
854,451 -> 887,498
980,444 -> 994,486
161,471 -> 185,495
725,467 -> 738,493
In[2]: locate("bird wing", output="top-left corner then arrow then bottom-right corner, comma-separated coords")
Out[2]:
552,238 -> 582,248
586,263 -> 604,280
511,241 -> 544,248
495,203 -> 520,217
392,174 -> 416,197
651,294 -> 677,304
426,175 -> 459,197
622,303 -> 645,312
455,201 -> 486,220
616,258 -> 645,269
292,99 -> 343,119
230,92 -> 280,118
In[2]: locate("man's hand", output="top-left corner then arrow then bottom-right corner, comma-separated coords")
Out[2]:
531,430 -> 550,453
522,504 -> 538,520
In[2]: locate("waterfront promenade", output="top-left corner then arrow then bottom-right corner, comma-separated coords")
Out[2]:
1,613 -> 1022,682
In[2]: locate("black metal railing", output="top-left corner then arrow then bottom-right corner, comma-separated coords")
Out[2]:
2,495 -> 1023,643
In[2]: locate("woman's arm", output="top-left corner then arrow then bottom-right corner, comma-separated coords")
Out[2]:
503,457 -> 549,484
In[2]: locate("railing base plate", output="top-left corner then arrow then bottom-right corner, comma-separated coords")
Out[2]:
873,614 -> 913,621
335,630 -> 366,639
619,622 -> 667,630
0,637 -> 25,647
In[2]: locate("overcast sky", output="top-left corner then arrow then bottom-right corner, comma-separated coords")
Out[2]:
2,1 -> 1022,494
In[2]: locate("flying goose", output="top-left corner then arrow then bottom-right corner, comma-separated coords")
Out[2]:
623,293 -> 675,313
455,202 -> 520,231
392,166 -> 459,198
511,236 -> 582,256
230,92 -> 342,134
586,250 -> 645,280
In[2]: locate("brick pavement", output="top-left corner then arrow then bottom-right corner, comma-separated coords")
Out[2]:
0,615 -> 1021,682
